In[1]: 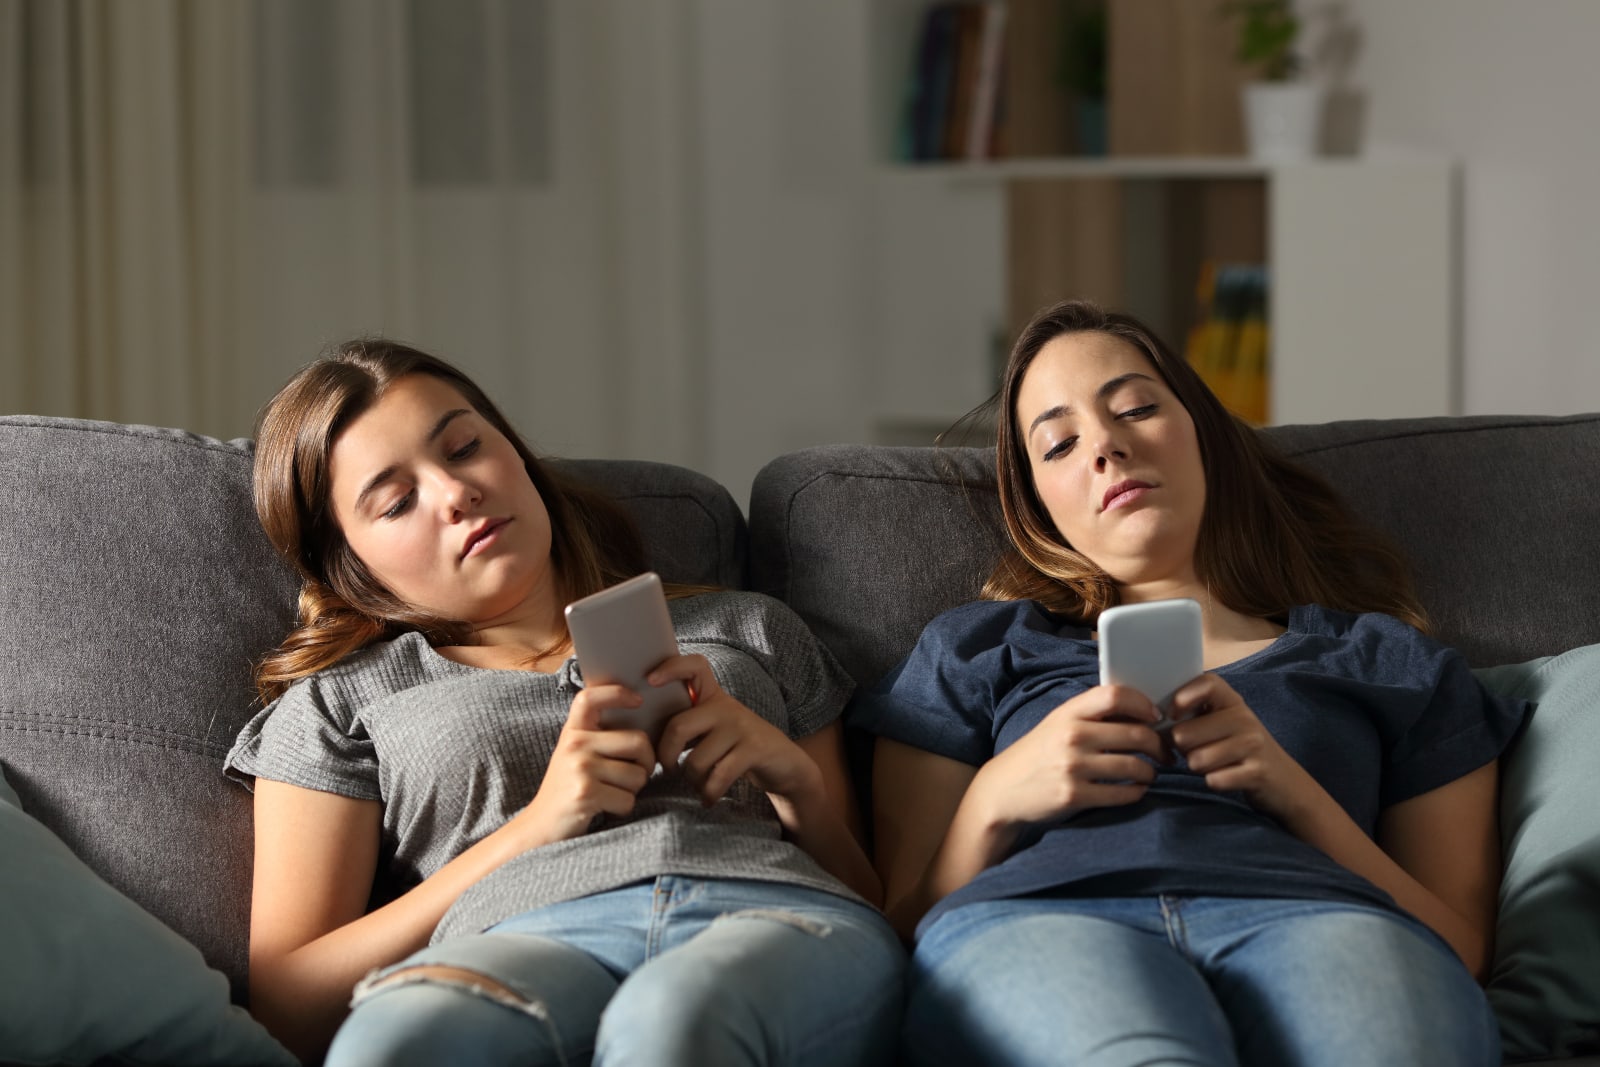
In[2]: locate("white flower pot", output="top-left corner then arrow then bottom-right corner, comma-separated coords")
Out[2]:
1242,82 -> 1324,160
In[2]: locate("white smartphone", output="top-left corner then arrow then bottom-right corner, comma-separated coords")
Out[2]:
564,571 -> 692,741
1097,598 -> 1204,732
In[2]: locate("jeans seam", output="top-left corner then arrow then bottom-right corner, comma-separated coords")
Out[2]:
1159,893 -> 1192,957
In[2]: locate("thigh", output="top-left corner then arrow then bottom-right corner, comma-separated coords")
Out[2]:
1189,899 -> 1500,1067
326,931 -> 621,1067
595,881 -> 905,1067
905,898 -> 1239,1067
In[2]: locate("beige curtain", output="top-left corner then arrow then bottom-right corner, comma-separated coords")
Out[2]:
0,0 -> 251,434
0,0 -> 705,462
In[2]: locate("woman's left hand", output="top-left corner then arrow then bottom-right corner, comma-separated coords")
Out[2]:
649,653 -> 824,810
1166,673 -> 1318,823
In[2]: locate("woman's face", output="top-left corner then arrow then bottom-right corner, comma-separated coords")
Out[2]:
1015,331 -> 1206,590
327,373 -> 554,627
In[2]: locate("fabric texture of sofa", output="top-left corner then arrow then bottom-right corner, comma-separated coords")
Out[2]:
1,411 -> 1598,1065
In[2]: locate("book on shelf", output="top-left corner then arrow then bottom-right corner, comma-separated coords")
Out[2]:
1185,262 -> 1270,426
898,2 -> 1008,163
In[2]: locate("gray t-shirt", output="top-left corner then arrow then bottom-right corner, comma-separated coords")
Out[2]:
225,591 -> 861,943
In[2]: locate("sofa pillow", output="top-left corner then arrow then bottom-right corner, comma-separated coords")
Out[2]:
0,762 -> 297,1067
1476,645 -> 1600,1061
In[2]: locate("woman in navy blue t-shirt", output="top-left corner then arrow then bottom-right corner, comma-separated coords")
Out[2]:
857,300 -> 1525,1067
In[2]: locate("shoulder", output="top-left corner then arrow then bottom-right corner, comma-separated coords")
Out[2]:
918,597 -> 1088,653
669,590 -> 822,653
1288,603 -> 1456,680
670,590 -> 854,730
1295,603 -> 1439,650
274,631 -> 460,720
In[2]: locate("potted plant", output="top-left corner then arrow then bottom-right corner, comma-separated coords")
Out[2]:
1057,1 -> 1108,156
1223,0 -> 1322,159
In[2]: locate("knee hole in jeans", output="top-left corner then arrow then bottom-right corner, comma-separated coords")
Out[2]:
351,963 -> 550,1021
709,908 -> 834,938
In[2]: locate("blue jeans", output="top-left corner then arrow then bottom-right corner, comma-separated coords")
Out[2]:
903,894 -> 1500,1067
324,877 -> 904,1067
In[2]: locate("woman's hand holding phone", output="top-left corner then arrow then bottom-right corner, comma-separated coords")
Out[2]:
516,683 -> 658,844
1165,673 -> 1319,822
971,685 -> 1167,832
650,652 -> 825,818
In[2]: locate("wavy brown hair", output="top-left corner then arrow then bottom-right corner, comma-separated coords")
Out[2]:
252,339 -> 662,702
981,299 -> 1428,631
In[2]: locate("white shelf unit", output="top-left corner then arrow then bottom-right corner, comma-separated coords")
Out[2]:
865,2 -> 1459,443
869,153 -> 1458,440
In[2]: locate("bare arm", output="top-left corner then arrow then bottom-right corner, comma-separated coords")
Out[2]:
783,721 -> 884,905
248,783 -> 539,1059
1349,764 -> 1500,979
1169,674 -> 1502,979
249,685 -> 657,1060
653,655 -> 884,905
873,685 -> 1164,939
872,739 -> 983,938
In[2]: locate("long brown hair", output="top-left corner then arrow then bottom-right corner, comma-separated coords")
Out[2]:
252,339 -> 654,702
982,299 -> 1428,631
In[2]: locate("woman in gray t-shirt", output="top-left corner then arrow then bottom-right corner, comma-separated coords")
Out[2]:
226,340 -> 903,1066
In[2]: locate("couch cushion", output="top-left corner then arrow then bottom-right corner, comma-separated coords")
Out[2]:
749,444 -> 1004,688
1267,414 -> 1600,667
0,415 -> 746,999
0,418 -> 299,1002
553,457 -> 748,590
749,415 -> 1600,686
1476,646 -> 1600,1062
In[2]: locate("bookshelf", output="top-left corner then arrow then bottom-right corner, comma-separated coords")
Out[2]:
866,0 -> 1457,442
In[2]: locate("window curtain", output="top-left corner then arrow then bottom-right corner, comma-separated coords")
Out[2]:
0,0 -> 251,434
0,0 -> 697,461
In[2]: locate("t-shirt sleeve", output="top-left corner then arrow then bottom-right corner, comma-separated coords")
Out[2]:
223,672 -> 381,802
1377,629 -> 1529,807
849,602 -> 1017,767
678,592 -> 857,739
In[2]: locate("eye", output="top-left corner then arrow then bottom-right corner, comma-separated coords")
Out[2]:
1042,436 -> 1077,462
448,438 -> 481,462
1117,404 -> 1157,420
380,490 -> 414,521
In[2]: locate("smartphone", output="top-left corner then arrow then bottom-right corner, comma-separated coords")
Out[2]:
1097,598 -> 1203,731
564,571 -> 692,740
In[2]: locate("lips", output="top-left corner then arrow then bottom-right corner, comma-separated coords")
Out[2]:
460,518 -> 510,559
1101,480 -> 1153,512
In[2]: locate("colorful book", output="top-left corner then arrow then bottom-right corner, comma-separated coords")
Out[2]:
965,2 -> 1009,160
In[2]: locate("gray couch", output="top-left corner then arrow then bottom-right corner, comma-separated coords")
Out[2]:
2,412 -> 1598,1065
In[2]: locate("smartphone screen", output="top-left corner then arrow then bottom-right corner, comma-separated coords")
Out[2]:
1097,597 -> 1203,729
564,571 -> 692,739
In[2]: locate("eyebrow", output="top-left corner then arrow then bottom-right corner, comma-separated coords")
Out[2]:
1026,372 -> 1156,440
353,407 -> 472,514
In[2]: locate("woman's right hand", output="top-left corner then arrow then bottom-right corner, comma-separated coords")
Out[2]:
968,684 -> 1167,831
515,682 -> 658,843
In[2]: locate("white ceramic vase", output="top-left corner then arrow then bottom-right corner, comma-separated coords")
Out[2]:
1242,81 -> 1324,160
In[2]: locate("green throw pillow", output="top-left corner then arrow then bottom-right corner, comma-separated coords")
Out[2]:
0,763 -> 297,1066
1477,645 -> 1600,1061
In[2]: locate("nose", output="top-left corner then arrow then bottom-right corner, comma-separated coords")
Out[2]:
1092,428 -> 1129,471
428,469 -> 481,519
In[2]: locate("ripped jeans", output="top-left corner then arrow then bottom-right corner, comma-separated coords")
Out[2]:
323,877 -> 905,1067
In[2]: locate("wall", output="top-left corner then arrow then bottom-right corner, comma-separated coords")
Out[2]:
1330,0 -> 1600,416
10,2 -> 1596,504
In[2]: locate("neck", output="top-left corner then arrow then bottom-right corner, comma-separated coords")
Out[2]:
468,571 -> 570,656
1114,577 -> 1280,647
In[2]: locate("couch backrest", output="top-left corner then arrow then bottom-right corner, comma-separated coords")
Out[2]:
749,413 -> 1600,688
0,415 -> 745,997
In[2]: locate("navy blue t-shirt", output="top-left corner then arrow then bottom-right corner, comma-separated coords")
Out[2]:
852,600 -> 1528,940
